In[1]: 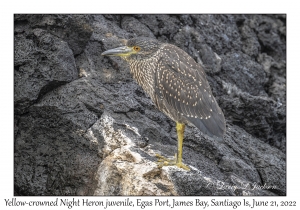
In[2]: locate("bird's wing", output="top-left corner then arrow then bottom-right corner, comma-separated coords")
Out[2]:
155,44 -> 226,139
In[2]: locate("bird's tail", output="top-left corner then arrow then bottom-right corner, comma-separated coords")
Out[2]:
186,110 -> 226,141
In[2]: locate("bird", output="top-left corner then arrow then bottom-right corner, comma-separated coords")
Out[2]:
101,37 -> 226,170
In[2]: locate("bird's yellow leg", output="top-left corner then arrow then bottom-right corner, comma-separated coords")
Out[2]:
175,122 -> 190,170
155,122 -> 190,170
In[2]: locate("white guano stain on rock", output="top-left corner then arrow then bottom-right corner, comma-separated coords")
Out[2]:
93,112 -> 178,196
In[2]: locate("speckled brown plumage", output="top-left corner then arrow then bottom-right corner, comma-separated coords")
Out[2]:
122,37 -> 226,140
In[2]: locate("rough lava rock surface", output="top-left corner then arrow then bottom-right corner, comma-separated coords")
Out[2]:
14,14 -> 286,196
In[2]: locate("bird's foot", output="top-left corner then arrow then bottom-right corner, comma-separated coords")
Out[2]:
155,154 -> 190,171
175,162 -> 190,171
156,154 -> 176,166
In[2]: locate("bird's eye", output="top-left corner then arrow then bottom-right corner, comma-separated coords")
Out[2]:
133,46 -> 141,52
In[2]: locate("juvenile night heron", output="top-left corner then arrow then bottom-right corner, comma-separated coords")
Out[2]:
102,37 -> 226,170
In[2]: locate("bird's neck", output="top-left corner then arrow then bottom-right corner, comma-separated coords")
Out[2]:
127,58 -> 157,100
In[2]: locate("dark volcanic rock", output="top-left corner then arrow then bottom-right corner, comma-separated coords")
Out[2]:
14,14 -> 94,55
14,14 -> 286,196
219,52 -> 267,96
14,28 -> 77,115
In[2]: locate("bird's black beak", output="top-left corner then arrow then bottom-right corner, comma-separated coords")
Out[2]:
101,46 -> 135,57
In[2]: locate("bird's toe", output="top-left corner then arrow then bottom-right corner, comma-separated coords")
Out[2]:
155,154 -> 190,171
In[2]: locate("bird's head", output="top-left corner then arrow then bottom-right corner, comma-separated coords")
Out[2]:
101,37 -> 161,60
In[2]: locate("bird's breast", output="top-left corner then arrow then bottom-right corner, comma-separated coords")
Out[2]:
128,57 -> 158,101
